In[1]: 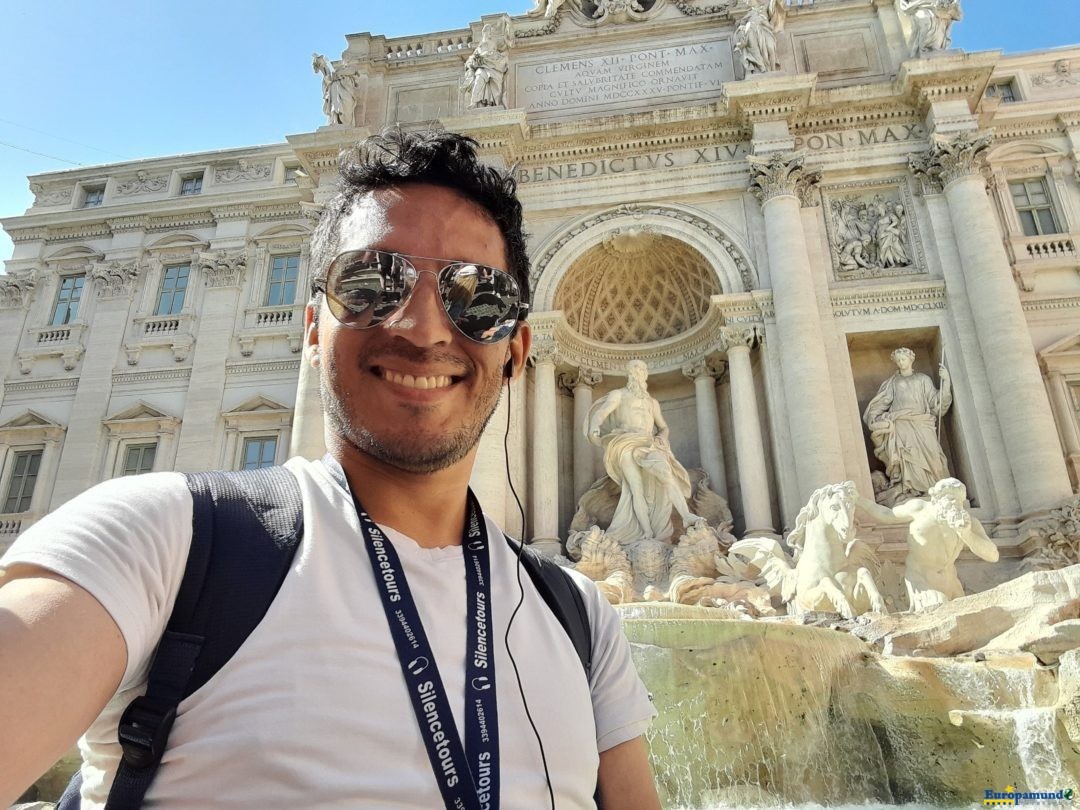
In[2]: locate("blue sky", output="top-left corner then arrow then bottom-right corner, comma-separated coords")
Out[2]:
2,0 -> 1078,264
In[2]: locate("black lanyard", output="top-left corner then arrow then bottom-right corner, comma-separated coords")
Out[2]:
322,456 -> 500,810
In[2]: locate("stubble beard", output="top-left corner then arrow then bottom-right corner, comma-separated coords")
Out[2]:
320,354 -> 505,474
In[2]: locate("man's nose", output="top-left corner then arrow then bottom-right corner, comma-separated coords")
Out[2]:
382,271 -> 455,346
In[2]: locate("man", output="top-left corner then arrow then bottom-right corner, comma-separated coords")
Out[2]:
587,360 -> 702,544
857,477 -> 999,611
0,129 -> 659,808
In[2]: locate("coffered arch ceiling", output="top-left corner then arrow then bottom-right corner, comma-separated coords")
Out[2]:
553,230 -> 720,345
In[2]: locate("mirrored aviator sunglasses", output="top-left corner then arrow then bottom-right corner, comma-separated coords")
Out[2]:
313,249 -> 529,344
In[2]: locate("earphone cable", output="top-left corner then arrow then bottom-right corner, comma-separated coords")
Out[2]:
502,376 -> 557,810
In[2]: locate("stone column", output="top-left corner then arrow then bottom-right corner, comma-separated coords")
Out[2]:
911,132 -> 1072,512
748,151 -> 846,502
50,262 -> 140,506
560,367 -> 602,507
174,250 -> 248,471
719,326 -> 775,535
529,335 -> 560,550
682,357 -> 728,501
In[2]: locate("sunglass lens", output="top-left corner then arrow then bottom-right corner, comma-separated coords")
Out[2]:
326,251 -> 407,327
441,264 -> 521,343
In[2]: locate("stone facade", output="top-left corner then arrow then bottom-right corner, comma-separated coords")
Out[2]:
2,0 -> 1079,589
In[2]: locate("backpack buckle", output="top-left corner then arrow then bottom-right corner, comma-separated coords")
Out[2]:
118,695 -> 177,769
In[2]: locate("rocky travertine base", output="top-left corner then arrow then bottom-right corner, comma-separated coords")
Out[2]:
848,564 -> 1080,662
621,602 -> 1080,809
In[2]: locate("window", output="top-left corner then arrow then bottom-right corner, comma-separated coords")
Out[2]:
122,443 -> 157,476
82,186 -> 105,207
266,254 -> 300,306
283,166 -> 300,185
179,173 -> 203,196
156,264 -> 190,315
51,274 -> 85,325
986,82 -> 1017,103
241,436 -> 277,470
1010,178 -> 1062,237
3,449 -> 42,513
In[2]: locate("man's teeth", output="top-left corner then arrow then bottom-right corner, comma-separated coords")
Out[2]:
382,369 -> 453,389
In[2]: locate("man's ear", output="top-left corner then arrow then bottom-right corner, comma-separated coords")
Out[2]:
304,303 -> 320,367
506,322 -> 531,381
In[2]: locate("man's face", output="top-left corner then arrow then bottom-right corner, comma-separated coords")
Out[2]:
306,183 -> 530,474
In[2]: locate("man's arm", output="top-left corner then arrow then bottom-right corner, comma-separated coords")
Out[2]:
961,517 -> 1000,563
854,493 -> 911,524
0,565 -> 127,806
597,735 -> 661,810
588,391 -> 620,444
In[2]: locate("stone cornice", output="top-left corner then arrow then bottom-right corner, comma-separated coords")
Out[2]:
721,73 -> 817,126
895,51 -> 999,115
829,279 -> 947,318
106,216 -> 149,233
7,226 -> 48,244
529,302 -> 736,375
251,203 -> 305,222
1021,294 -> 1080,315
4,378 -> 79,393
45,222 -> 112,242
211,205 -> 252,221
112,368 -> 192,385
225,360 -> 301,376
146,212 -> 217,232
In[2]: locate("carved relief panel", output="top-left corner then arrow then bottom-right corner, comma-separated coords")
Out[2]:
821,179 -> 926,282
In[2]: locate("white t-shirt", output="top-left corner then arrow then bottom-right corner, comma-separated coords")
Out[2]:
3,457 -> 655,809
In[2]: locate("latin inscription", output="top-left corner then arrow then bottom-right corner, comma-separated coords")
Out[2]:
517,40 -> 733,114
516,124 -> 925,185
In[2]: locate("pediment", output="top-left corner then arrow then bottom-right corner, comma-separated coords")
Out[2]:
104,401 -> 176,423
147,232 -> 207,251
223,394 -> 291,415
0,410 -> 62,430
253,223 -> 311,241
45,245 -> 103,263
989,140 -> 1066,163
1041,330 -> 1080,357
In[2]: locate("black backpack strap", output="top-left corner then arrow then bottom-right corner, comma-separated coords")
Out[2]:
103,466 -> 304,810
506,537 -> 593,679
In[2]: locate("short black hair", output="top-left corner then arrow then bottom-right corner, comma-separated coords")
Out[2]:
309,127 -> 530,308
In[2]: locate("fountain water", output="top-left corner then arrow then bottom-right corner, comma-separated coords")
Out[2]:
621,603 -> 1079,809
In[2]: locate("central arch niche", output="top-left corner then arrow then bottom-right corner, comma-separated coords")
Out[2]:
552,230 -> 720,345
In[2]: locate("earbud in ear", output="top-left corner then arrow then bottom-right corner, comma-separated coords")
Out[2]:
310,349 -> 321,367
504,357 -> 514,379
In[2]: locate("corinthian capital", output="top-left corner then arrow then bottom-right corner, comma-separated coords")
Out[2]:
199,249 -> 248,288
0,271 -> 36,310
717,325 -> 761,352
747,151 -> 821,208
682,356 -> 726,381
90,260 -> 139,299
529,334 -> 559,366
910,130 -> 993,193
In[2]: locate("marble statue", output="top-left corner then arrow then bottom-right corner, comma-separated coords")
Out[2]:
461,19 -> 512,109
587,360 -> 704,544
855,478 -> 998,611
730,481 -> 887,619
733,0 -> 785,75
312,53 -> 359,127
863,348 -> 952,505
898,0 -> 962,59
831,195 -> 912,275
527,0 -> 571,17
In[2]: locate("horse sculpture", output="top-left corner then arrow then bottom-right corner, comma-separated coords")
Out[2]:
729,481 -> 887,619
